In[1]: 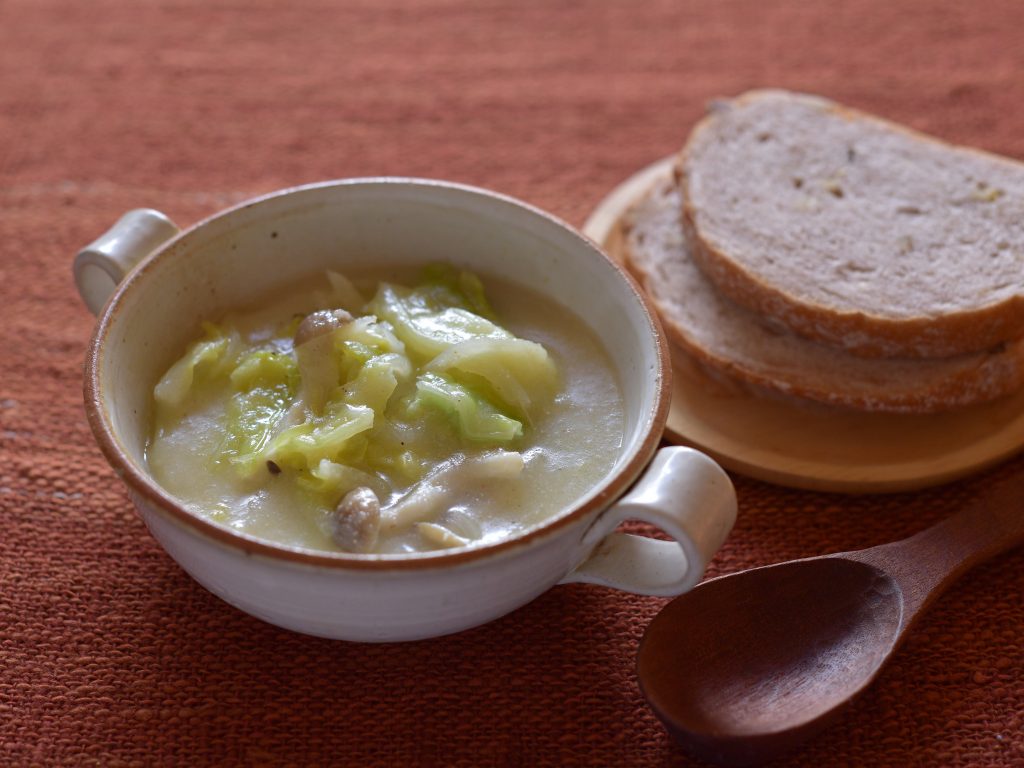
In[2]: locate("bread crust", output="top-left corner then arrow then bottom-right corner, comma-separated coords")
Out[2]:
624,176 -> 1024,413
679,89 -> 1024,358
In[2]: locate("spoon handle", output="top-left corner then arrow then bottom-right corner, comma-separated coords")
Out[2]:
852,469 -> 1024,617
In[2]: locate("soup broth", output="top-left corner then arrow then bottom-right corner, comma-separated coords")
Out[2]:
146,266 -> 625,555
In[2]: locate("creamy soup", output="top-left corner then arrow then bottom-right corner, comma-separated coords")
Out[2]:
146,266 -> 625,555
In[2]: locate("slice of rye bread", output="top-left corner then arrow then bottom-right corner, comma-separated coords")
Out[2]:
623,176 -> 1024,413
679,89 -> 1024,358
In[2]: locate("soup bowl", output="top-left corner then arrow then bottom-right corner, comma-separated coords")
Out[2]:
74,178 -> 736,642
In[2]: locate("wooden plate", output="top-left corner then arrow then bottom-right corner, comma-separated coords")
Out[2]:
584,156 -> 1024,493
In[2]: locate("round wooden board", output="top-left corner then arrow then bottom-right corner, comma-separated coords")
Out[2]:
584,156 -> 1024,493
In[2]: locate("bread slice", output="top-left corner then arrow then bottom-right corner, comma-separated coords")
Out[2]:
623,176 -> 1024,413
680,89 -> 1024,358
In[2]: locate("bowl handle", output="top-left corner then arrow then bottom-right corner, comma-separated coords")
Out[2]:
560,446 -> 737,596
73,209 -> 180,316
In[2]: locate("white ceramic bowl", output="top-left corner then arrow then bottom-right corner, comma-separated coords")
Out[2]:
75,178 -> 737,641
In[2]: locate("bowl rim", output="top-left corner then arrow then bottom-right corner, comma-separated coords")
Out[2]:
83,176 -> 671,570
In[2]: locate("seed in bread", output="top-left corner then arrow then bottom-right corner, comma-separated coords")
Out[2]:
624,176 -> 1024,413
680,89 -> 1024,358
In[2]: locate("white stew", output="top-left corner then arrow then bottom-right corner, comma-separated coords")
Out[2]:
146,266 -> 625,555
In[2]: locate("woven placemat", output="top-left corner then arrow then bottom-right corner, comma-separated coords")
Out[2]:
2,1 -> 1024,765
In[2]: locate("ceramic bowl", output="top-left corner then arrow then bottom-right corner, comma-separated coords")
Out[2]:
74,178 -> 737,641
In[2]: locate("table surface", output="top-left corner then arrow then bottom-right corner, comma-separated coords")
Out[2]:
2,1 -> 1022,766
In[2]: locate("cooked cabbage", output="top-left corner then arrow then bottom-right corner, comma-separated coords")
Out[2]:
368,283 -> 511,361
266,402 -> 375,470
152,267 -> 559,549
411,372 -> 523,443
154,323 -> 236,408
220,351 -> 298,474
428,337 -> 558,418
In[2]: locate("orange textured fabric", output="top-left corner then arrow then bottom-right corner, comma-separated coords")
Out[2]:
2,1 -> 1023,765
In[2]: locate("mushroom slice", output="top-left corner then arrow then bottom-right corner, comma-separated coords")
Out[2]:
330,486 -> 381,553
294,308 -> 354,347
291,308 -> 354,417
381,450 -> 524,532
417,522 -> 471,549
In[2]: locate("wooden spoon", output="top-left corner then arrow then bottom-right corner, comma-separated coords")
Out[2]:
637,473 -> 1024,766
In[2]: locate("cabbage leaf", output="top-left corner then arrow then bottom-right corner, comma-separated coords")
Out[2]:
368,283 -> 510,361
265,401 -> 375,470
220,351 -> 298,475
154,323 -> 236,408
428,337 -> 558,417
411,372 -> 522,443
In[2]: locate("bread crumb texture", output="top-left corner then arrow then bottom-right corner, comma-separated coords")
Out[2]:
682,89 -> 1024,357
624,178 -> 1024,412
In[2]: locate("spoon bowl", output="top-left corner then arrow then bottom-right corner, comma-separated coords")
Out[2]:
638,472 -> 1024,765
639,559 -> 902,764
